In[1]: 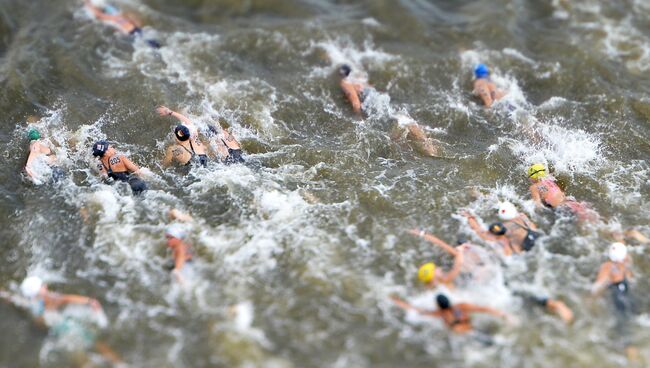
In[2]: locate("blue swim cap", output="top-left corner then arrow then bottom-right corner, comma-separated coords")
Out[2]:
474,63 -> 489,79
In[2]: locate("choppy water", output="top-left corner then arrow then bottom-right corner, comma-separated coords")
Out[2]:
1,0 -> 650,367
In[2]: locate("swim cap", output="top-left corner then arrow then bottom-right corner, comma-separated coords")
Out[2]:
174,125 -> 191,142
436,294 -> 451,309
456,237 -> 468,246
528,163 -> 547,180
92,140 -> 109,157
608,242 -> 627,262
102,5 -> 120,15
497,201 -> 518,221
474,63 -> 489,79
27,129 -> 41,141
489,222 -> 507,236
417,262 -> 436,284
339,64 -> 352,77
165,224 -> 187,240
20,276 -> 43,298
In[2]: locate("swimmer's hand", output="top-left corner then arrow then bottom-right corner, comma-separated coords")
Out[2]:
407,228 -> 426,237
169,209 -> 193,223
25,166 -> 36,179
156,106 -> 173,117
87,298 -> 103,312
458,210 -> 474,219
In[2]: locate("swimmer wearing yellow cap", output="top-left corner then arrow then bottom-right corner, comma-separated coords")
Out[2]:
408,229 -> 464,288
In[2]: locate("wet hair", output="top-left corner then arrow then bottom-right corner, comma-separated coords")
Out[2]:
339,64 -> 352,77
174,125 -> 191,142
489,222 -> 507,236
436,294 -> 451,309
456,237 -> 468,245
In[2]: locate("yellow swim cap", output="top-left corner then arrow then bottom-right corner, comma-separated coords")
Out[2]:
528,163 -> 547,180
418,262 -> 436,283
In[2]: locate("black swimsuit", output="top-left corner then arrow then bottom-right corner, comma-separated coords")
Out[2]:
507,218 -> 542,251
178,141 -> 208,167
101,155 -> 147,195
221,139 -> 244,165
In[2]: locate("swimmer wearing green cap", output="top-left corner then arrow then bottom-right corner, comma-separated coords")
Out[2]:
25,128 -> 64,182
1,276 -> 124,365
472,63 -> 505,107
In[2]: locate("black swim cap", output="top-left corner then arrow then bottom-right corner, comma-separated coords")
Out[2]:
456,237 -> 468,245
339,64 -> 352,77
436,294 -> 451,309
174,125 -> 191,141
489,222 -> 507,236
92,140 -> 109,157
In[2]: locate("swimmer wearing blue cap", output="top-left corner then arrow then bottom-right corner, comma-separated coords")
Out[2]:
472,63 -> 505,107
84,0 -> 161,48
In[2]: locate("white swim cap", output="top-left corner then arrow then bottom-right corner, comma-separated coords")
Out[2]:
165,224 -> 187,239
497,201 -> 518,221
608,242 -> 627,262
20,276 -> 43,298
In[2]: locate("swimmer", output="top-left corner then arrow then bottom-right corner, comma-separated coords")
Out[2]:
591,243 -> 638,359
408,229 -> 464,288
25,128 -> 65,183
390,114 -> 441,157
83,0 -> 161,48
165,224 -> 194,284
157,105 -> 245,165
472,64 -> 505,108
591,243 -> 633,312
462,202 -> 542,253
1,276 -> 123,365
338,64 -> 370,115
391,293 -> 509,334
528,163 -> 597,221
461,214 -> 515,256
92,140 -> 148,195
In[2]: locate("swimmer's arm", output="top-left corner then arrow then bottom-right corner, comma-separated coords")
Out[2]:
157,106 -> 195,128
45,292 -> 102,311
163,146 -> 175,167
173,245 -> 187,272
529,184 -> 543,207
464,214 -> 498,242
340,81 -> 362,114
591,263 -> 610,296
473,82 -> 493,107
169,209 -> 193,222
120,155 -> 141,174
441,251 -> 464,284
460,304 -> 506,319
25,145 -> 40,178
96,161 -> 108,179
408,229 -> 459,256
390,296 -> 429,315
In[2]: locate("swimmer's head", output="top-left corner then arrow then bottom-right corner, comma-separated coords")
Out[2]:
165,224 -> 187,240
102,5 -> 120,15
27,129 -> 41,141
456,237 -> 468,246
436,294 -> 451,309
528,163 -> 547,180
497,201 -> 518,221
417,262 -> 436,284
608,242 -> 627,262
92,140 -> 110,157
474,63 -> 489,79
174,125 -> 191,142
489,222 -> 507,236
339,64 -> 352,78
20,276 -> 44,298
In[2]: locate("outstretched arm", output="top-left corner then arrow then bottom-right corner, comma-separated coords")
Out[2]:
157,106 -> 196,128
461,212 -> 498,242
591,263 -> 610,296
25,144 -> 41,178
460,303 -> 506,319
529,184 -> 543,208
390,296 -> 433,315
408,229 -> 458,256
44,292 -> 102,311
440,251 -> 464,284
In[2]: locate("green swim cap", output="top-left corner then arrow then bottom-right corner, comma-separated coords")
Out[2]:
27,129 -> 41,141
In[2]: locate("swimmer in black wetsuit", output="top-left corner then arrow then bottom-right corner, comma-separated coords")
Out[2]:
92,140 -> 148,194
391,294 -> 510,335
157,105 -> 245,165
591,242 -> 638,359
84,0 -> 161,48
